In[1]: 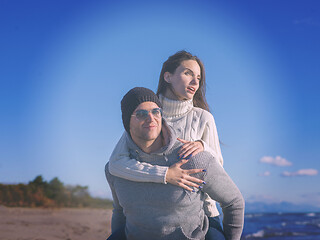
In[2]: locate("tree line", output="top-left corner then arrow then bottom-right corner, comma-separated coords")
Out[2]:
0,175 -> 112,208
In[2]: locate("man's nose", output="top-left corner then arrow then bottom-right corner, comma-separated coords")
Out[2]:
145,112 -> 155,122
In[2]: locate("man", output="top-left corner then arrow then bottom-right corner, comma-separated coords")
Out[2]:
105,87 -> 245,240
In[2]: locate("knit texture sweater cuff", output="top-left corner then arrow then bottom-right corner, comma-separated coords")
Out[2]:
111,162 -> 168,184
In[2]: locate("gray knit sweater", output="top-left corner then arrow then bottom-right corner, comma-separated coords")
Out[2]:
105,126 -> 244,240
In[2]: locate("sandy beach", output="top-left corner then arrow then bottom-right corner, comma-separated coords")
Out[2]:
0,206 -> 112,240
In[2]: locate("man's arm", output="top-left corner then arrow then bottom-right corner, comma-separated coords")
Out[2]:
105,163 -> 126,232
187,152 -> 245,240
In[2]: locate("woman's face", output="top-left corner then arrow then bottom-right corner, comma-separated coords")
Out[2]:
164,60 -> 201,101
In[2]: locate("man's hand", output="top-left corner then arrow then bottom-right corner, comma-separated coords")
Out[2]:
177,138 -> 204,159
165,159 -> 205,191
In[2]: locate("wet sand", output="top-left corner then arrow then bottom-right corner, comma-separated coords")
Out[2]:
0,206 -> 112,240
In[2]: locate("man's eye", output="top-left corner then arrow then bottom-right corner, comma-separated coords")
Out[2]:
136,111 -> 147,118
152,110 -> 160,115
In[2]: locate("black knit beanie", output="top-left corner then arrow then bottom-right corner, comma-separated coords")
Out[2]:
121,87 -> 162,133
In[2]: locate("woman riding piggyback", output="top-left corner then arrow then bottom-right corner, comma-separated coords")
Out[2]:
108,51 -> 226,240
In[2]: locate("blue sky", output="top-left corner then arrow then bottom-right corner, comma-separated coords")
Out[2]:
1,0 -> 319,207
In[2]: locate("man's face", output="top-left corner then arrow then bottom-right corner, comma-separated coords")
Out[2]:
129,101 -> 162,145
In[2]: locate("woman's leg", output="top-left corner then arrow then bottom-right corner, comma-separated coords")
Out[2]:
106,227 -> 126,240
205,216 -> 226,240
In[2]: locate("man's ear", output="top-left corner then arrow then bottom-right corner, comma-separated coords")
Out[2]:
164,72 -> 171,83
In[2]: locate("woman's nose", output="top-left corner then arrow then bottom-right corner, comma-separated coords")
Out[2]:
190,77 -> 198,85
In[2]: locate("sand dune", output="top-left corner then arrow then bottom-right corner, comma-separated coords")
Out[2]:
0,206 -> 112,240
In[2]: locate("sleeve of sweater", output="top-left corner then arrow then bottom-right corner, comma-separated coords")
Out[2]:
108,132 -> 168,183
199,111 -> 224,166
189,152 -> 245,240
105,163 -> 126,232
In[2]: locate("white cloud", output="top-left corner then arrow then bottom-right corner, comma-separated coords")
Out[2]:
259,171 -> 271,177
260,156 -> 292,166
282,169 -> 318,177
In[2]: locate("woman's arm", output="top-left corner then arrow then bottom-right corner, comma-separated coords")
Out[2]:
108,132 -> 167,183
176,111 -> 224,166
108,132 -> 204,189
200,112 -> 224,166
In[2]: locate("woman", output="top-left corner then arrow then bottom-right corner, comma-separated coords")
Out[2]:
108,51 -> 225,240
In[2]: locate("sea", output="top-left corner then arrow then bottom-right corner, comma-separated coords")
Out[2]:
241,212 -> 320,239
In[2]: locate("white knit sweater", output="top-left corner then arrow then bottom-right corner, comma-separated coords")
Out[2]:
108,95 -> 224,216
